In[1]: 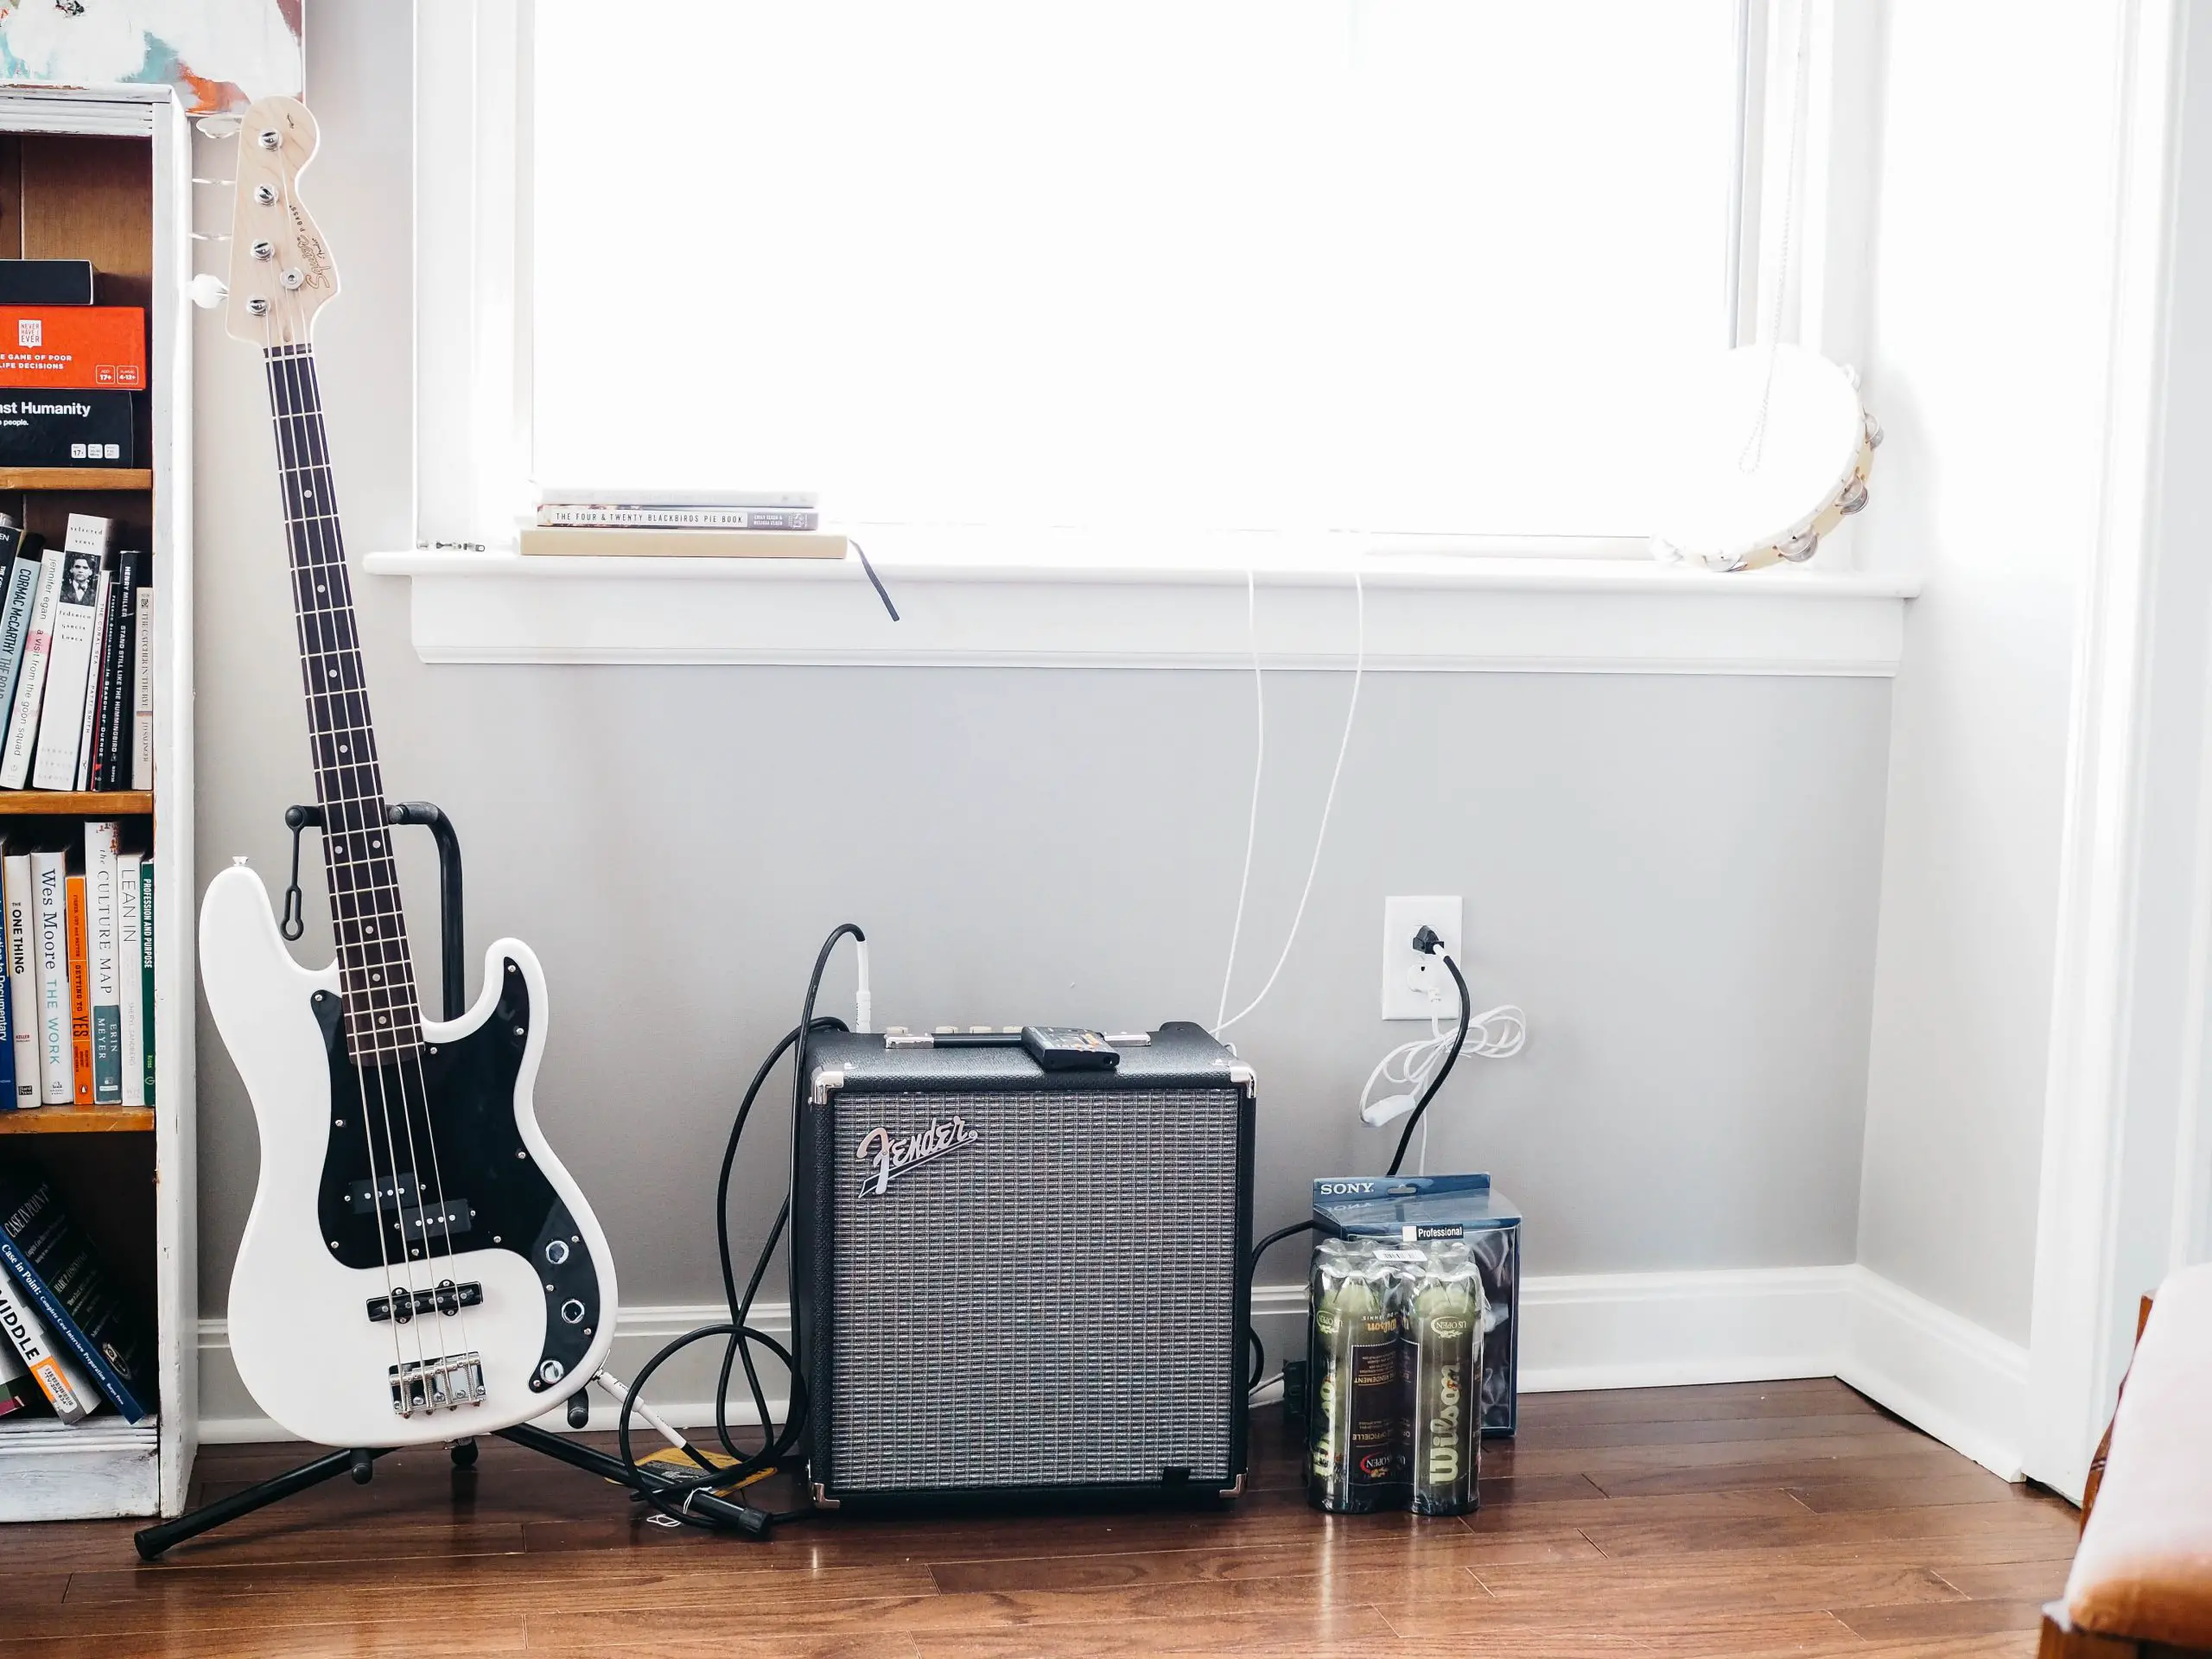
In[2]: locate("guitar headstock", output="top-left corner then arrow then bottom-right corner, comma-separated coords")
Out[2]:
222,96 -> 340,348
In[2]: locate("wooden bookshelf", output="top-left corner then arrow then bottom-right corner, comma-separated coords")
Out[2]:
0,468 -> 152,492
0,1105 -> 152,1135
0,790 -> 152,816
0,86 -> 193,1527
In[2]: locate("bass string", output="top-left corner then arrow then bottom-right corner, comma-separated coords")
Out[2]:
257,313 -> 418,1397
272,287 -> 481,1394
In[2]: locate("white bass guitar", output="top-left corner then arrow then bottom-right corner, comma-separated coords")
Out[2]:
199,97 -> 617,1448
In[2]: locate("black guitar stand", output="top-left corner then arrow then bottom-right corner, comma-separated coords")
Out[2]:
132,803 -> 763,1560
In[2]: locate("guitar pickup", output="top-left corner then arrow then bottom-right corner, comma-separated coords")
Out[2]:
399,1198 -> 473,1240
366,1280 -> 483,1324
346,1172 -> 422,1213
389,1351 -> 486,1418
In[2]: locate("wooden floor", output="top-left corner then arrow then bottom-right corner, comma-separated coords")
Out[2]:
0,1378 -> 2077,1656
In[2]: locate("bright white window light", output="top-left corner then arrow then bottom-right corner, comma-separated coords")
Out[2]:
532,2 -> 1738,538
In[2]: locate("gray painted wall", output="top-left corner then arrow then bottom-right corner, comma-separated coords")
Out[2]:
192,3 -> 1892,1327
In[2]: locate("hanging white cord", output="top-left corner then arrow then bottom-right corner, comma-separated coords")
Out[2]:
1359,1002 -> 1529,1112
1213,569 -> 1265,1033
1738,0 -> 1814,474
1215,565 -> 1364,1036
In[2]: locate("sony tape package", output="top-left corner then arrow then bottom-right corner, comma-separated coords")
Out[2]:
1312,1173 -> 1520,1436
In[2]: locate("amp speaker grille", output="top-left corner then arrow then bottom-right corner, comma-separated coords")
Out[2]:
829,1086 -> 1241,1491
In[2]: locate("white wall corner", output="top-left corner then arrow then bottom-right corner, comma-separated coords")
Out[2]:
1837,1265 -> 2031,1482
2024,0 -> 2190,1505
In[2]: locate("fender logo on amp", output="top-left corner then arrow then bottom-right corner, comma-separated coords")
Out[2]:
856,1117 -> 981,1196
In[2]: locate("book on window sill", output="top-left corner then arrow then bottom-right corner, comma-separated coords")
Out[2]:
518,526 -> 849,561
535,505 -> 821,531
537,486 -> 815,510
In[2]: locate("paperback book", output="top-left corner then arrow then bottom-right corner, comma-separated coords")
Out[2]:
31,515 -> 109,790
85,822 -> 120,1104
0,543 -> 64,789
0,1319 -> 33,1416
64,873 -> 88,1105
1,849 -> 34,1107
0,1264 -> 97,1422
29,849 -> 67,1104
0,1165 -> 154,1421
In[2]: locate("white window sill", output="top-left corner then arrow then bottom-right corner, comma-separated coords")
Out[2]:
361,534 -> 1919,676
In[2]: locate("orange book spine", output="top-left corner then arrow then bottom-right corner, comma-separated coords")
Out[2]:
66,874 -> 89,1104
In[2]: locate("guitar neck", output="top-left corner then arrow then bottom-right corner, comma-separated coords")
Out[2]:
264,342 -> 424,1061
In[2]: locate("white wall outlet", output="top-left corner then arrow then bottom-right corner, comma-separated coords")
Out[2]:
1382,895 -> 1463,1020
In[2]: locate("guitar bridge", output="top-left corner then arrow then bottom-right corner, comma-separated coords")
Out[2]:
366,1279 -> 482,1324
389,1352 -> 486,1418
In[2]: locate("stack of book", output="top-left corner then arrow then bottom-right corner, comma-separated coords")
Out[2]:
0,257 -> 143,470
0,511 -> 155,793
519,489 -> 843,559
0,1160 -> 156,1425
0,819 -> 155,1114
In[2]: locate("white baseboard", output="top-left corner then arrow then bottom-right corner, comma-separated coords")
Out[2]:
1836,1264 -> 2031,1480
194,1264 -> 2032,1479
1515,1267 -> 1851,1392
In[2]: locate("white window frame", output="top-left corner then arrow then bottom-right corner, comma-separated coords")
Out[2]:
387,0 -> 1912,671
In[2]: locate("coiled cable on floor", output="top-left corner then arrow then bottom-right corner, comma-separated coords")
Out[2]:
613,924 -> 868,1535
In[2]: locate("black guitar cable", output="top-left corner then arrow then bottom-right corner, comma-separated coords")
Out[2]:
612,924 -> 868,1535
1386,927 -> 1471,1179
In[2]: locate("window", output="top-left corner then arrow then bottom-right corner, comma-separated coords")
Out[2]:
518,2 -> 1743,543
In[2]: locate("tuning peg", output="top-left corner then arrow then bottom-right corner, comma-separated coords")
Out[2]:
195,115 -> 241,139
188,274 -> 230,310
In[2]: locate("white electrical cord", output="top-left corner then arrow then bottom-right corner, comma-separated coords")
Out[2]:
1359,958 -> 1526,1175
1214,569 -> 1266,1035
1214,564 -> 1365,1037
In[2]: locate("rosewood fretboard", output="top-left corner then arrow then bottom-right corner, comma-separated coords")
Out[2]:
264,342 -> 423,1063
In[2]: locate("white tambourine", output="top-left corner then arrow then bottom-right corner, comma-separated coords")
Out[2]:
1649,343 -> 1881,573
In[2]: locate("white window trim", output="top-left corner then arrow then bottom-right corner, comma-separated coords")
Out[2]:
395,0 -> 1909,672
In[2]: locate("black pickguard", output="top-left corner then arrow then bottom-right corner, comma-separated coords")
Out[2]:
313,957 -> 600,1393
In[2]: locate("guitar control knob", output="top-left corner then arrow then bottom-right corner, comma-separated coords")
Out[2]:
543,1240 -> 569,1266
560,1300 -> 586,1325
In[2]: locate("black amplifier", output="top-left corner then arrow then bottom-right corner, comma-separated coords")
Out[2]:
792,1021 -> 1255,1508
